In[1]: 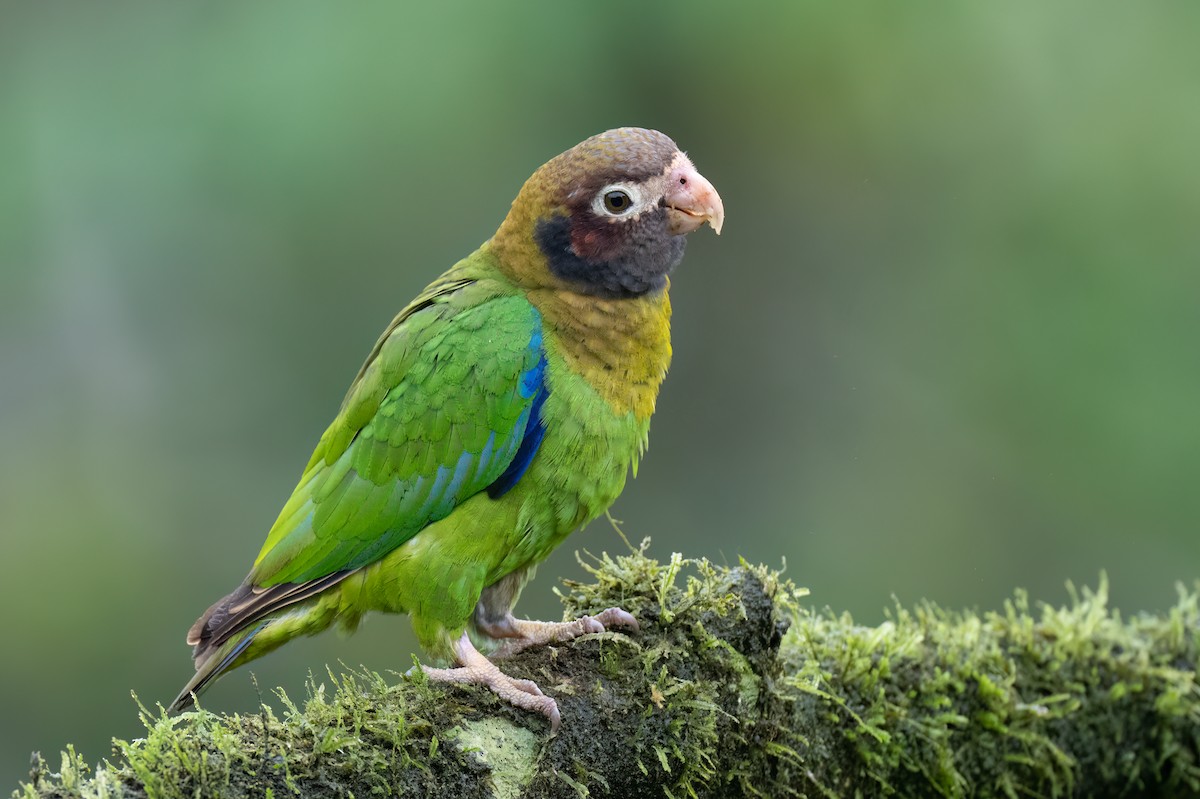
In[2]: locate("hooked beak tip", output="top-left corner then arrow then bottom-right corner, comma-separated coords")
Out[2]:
691,209 -> 723,235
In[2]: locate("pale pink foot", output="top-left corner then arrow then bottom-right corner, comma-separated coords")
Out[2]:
483,607 -> 639,658
422,632 -> 562,731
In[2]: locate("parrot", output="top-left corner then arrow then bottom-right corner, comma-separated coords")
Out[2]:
168,127 -> 724,730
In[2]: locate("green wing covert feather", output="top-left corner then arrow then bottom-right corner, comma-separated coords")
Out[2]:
250,274 -> 546,587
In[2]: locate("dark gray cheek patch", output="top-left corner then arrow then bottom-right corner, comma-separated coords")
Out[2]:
535,214 -> 685,299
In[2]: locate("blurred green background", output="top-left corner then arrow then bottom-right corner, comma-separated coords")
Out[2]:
2,1 -> 1198,788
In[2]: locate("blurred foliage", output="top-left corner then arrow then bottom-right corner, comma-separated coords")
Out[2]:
1,0 -> 1198,790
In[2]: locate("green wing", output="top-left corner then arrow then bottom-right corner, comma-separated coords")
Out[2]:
249,269 -> 545,587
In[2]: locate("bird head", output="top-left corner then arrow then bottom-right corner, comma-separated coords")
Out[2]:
491,128 -> 724,298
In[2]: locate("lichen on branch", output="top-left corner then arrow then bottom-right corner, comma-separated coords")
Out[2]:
16,541 -> 1200,798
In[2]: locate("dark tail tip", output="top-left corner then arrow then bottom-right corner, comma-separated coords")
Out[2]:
169,619 -> 269,714
167,690 -> 196,715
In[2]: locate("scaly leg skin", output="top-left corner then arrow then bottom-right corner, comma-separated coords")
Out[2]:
423,631 -> 563,731
480,607 -> 640,658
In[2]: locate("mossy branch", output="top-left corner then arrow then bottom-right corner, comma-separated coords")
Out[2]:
17,543 -> 1200,798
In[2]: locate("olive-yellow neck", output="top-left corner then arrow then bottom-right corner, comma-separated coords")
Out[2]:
527,285 -> 672,420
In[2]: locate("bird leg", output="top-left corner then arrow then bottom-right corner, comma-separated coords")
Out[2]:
472,569 -> 640,658
478,607 -> 640,658
422,631 -> 562,731
431,575 -> 638,729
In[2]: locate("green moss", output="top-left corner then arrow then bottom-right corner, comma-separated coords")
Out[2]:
781,573 -> 1200,797
15,546 -> 1200,798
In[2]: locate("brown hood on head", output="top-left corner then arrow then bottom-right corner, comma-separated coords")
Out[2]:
490,128 -> 723,296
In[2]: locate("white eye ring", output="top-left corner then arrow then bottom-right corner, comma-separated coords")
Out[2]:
592,183 -> 643,217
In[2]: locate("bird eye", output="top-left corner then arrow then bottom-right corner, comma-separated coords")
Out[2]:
603,190 -> 632,214
593,183 -> 642,218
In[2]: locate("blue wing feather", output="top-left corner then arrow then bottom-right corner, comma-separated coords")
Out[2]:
487,342 -> 549,499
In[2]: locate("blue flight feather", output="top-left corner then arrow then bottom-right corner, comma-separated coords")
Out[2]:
487,338 -> 549,499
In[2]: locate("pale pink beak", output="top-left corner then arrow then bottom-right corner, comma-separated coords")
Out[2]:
664,155 -> 725,236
